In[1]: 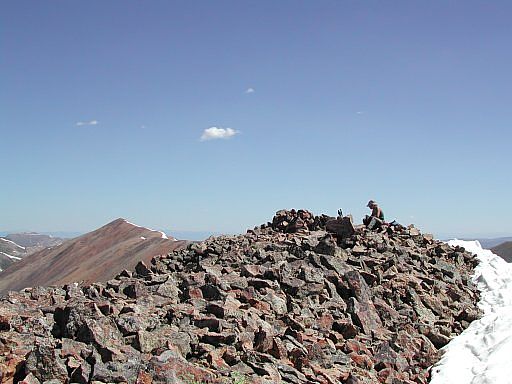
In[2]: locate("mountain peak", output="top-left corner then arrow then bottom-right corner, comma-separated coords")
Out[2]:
0,218 -> 186,294
98,218 -> 170,240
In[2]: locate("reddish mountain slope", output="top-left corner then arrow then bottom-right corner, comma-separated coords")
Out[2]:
0,218 -> 187,295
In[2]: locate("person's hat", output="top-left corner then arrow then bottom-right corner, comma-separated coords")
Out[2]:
367,200 -> 376,207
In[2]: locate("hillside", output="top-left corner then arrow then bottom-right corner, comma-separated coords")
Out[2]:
0,218 -> 188,295
0,233 -> 66,272
491,241 -> 512,262
0,238 -> 26,272
0,210 -> 480,383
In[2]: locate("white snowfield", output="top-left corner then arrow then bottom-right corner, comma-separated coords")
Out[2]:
430,240 -> 512,384
0,252 -> 22,260
123,219 -> 169,239
0,238 -> 25,249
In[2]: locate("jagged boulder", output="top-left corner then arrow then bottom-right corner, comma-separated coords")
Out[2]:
326,216 -> 356,239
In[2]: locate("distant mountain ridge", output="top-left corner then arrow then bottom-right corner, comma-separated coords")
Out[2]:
0,238 -> 26,272
476,237 -> 512,249
491,241 -> 512,263
5,232 -> 64,248
0,233 -> 66,272
0,218 -> 188,295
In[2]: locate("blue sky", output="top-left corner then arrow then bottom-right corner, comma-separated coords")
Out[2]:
1,1 -> 511,238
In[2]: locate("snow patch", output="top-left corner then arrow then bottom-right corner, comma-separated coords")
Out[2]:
0,251 -> 22,260
123,220 -> 169,239
140,236 -> 146,240
0,238 -> 25,249
430,240 -> 512,384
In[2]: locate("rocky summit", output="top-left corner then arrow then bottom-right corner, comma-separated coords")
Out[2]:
0,210 -> 480,384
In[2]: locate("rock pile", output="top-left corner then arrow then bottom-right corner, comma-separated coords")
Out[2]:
0,210 -> 480,384
271,209 -> 328,234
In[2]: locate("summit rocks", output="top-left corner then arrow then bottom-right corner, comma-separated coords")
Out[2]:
0,210 -> 480,383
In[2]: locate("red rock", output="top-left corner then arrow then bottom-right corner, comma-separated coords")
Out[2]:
344,339 -> 367,354
374,341 -> 408,371
206,347 -> 230,370
270,337 -> 289,360
187,287 -> 203,299
249,299 -> 271,313
135,370 -> 153,384
201,332 -> 236,346
149,350 -> 217,383
350,352 -> 374,369
310,363 -> 346,384
238,331 -> 254,351
316,312 -> 334,332
240,264 -> 264,278
254,328 -> 274,353
194,316 -> 222,332
0,354 -> 25,383
377,367 -> 393,383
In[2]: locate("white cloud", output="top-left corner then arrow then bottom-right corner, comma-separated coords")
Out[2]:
356,111 -> 364,115
76,120 -> 98,126
245,87 -> 255,94
200,127 -> 239,141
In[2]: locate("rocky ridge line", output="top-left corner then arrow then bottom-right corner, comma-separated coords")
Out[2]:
0,209 -> 480,384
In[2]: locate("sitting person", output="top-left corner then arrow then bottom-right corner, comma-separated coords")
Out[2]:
363,200 -> 385,229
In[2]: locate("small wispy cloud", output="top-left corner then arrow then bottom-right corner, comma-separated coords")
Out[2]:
200,127 -> 239,141
140,125 -> 146,129
76,120 -> 98,126
245,87 -> 255,94
356,111 -> 364,115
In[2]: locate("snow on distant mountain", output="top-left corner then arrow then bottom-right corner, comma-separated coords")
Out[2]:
0,237 -> 27,271
0,238 -> 25,250
0,252 -> 21,260
5,232 -> 64,249
0,218 -> 188,295
0,232 -> 67,272
123,219 -> 170,239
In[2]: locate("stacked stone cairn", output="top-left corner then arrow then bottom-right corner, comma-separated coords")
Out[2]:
0,209 -> 480,383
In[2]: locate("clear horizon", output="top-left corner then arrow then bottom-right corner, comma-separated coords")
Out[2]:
1,214 -> 510,241
2,1 -> 511,238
